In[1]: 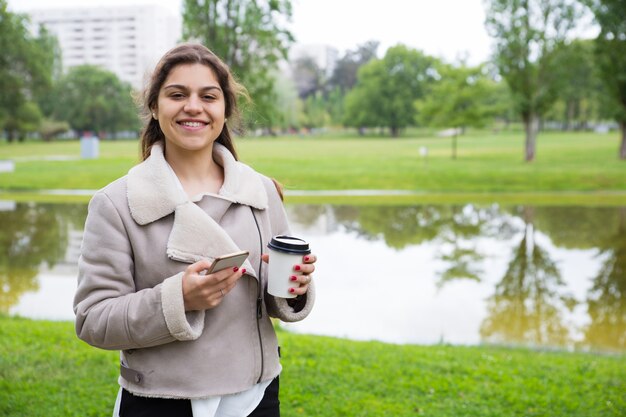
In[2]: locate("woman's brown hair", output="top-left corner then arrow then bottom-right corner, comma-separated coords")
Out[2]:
139,43 -> 247,161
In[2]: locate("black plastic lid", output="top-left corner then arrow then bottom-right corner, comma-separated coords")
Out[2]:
267,235 -> 311,255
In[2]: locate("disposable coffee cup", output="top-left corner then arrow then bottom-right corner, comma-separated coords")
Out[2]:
267,235 -> 311,298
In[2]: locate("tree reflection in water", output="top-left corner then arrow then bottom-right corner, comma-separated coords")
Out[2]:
287,203 -> 626,351
0,203 -> 86,313
4,202 -> 625,352
584,208 -> 626,352
480,207 -> 576,348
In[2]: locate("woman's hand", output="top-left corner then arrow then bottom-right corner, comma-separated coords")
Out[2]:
182,259 -> 245,311
262,253 -> 317,296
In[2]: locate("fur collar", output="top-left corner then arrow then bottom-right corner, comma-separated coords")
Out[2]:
128,142 -> 267,225
126,142 -> 267,270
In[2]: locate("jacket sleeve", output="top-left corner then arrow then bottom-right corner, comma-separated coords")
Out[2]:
261,177 -> 315,322
73,191 -> 204,350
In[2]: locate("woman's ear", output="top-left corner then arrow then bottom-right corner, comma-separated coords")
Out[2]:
151,109 -> 158,120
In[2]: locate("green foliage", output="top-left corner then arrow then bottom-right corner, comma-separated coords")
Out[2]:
298,93 -> 330,129
417,64 -> 503,131
48,65 -> 140,136
3,102 -> 43,139
1,316 -> 625,416
182,0 -> 293,130
0,1 -> 58,141
585,0 -> 626,158
344,45 -> 438,136
485,0 -> 585,160
546,39 -> 606,129
416,64 -> 508,158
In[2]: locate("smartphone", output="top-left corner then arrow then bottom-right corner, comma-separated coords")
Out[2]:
205,250 -> 249,274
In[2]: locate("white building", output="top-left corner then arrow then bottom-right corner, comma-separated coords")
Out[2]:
27,5 -> 181,90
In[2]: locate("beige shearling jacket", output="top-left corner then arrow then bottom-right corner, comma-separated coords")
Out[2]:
73,142 -> 314,399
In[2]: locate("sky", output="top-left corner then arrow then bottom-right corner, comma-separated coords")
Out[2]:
10,0 -> 494,65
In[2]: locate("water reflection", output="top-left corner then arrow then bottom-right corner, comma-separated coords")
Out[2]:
480,208 -> 576,348
2,201 -> 625,353
0,203 -> 86,312
285,204 -> 626,353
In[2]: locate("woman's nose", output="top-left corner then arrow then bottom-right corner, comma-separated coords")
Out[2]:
184,95 -> 202,113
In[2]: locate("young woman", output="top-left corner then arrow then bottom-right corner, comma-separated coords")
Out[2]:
73,43 -> 316,417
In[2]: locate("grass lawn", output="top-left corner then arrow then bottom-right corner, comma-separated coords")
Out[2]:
1,316 -> 624,417
0,130 -> 624,205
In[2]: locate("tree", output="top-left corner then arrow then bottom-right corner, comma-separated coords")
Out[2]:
326,41 -> 379,128
182,0 -> 293,131
328,40 -> 379,93
546,39 -> 604,131
0,1 -> 57,141
416,64 -> 502,158
49,65 -> 139,137
290,55 -> 325,99
484,0 -> 584,161
344,45 -> 437,137
585,0 -> 626,159
2,102 -> 42,141
297,92 -> 330,130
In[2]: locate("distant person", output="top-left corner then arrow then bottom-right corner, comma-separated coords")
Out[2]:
73,43 -> 317,417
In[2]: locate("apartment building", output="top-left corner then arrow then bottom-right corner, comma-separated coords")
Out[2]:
27,5 -> 181,90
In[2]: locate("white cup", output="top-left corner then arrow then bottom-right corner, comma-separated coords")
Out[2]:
267,235 -> 311,298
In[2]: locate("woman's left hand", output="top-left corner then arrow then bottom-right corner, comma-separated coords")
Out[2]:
262,253 -> 316,296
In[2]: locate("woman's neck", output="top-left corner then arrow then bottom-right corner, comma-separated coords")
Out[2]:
165,144 -> 224,198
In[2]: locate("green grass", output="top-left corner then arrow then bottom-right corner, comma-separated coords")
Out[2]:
0,131 -> 624,205
1,316 -> 625,417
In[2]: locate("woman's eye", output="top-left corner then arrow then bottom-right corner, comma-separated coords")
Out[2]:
170,93 -> 185,99
203,95 -> 216,101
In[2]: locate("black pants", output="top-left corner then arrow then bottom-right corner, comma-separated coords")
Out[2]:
119,377 -> 280,417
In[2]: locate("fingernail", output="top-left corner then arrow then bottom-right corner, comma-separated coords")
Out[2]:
290,275 -> 298,281
233,267 -> 239,272
304,256 -> 310,262
294,265 -> 301,271
241,268 -> 246,274
289,288 -> 295,293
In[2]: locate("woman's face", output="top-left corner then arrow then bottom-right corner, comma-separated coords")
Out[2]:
155,63 -> 226,155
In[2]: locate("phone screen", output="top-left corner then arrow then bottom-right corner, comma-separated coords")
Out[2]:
205,251 -> 249,274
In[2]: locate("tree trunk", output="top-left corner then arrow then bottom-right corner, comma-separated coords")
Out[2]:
523,113 -> 538,162
390,126 -> 399,137
619,121 -> 626,160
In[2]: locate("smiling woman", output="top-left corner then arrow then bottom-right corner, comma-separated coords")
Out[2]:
72,43 -> 319,417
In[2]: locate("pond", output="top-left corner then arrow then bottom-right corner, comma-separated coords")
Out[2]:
2,201 -> 625,354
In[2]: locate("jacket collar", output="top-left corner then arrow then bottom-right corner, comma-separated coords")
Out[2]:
127,141 -> 267,225
126,142 -> 267,272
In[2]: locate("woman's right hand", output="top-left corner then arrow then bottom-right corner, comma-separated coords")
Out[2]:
182,260 -> 245,311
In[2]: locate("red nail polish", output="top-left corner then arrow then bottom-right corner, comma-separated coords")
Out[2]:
233,267 -> 239,272
294,265 -> 301,271
290,276 -> 298,281
289,288 -> 295,293
241,268 -> 246,274
304,256 -> 310,262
